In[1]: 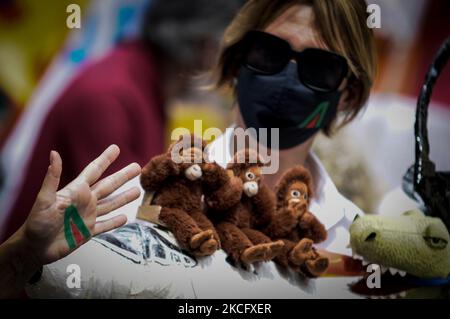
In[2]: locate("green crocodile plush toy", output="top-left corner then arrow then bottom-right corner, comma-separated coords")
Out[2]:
349,209 -> 450,279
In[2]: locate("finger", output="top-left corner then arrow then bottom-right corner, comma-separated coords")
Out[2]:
92,162 -> 141,200
96,187 -> 140,216
92,214 -> 127,236
77,145 -> 120,185
36,151 -> 62,207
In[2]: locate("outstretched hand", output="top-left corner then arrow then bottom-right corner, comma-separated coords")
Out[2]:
20,145 -> 141,265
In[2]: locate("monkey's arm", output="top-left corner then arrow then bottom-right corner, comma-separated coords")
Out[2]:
201,162 -> 229,189
298,211 -> 327,243
140,154 -> 179,192
203,163 -> 243,211
263,207 -> 298,239
252,184 -> 276,228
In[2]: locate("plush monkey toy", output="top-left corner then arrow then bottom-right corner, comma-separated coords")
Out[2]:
264,165 -> 329,277
208,149 -> 284,266
140,134 -> 241,257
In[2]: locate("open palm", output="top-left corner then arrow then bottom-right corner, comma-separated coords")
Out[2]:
21,145 -> 141,265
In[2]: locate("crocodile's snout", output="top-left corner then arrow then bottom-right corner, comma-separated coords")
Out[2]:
349,210 -> 450,279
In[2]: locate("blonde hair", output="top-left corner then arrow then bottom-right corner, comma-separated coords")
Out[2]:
212,0 -> 377,135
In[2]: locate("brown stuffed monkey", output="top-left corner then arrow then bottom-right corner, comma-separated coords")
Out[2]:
140,134 -> 242,257
208,149 -> 284,266
264,165 -> 329,277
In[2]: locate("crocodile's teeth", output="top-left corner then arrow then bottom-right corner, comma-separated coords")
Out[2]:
362,260 -> 370,266
398,270 -> 406,277
389,267 -> 398,275
399,291 -> 406,298
381,266 -> 388,274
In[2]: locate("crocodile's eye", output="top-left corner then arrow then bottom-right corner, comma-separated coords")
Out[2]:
245,171 -> 255,181
424,236 -> 448,249
423,222 -> 449,249
291,190 -> 300,198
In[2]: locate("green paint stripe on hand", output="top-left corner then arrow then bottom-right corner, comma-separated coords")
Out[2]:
64,204 -> 91,249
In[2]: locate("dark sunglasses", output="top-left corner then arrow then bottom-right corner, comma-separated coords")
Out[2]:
240,30 -> 349,92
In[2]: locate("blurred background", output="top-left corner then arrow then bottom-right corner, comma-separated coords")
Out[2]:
0,0 -> 449,238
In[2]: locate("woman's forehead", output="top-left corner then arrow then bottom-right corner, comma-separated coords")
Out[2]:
263,4 -> 328,52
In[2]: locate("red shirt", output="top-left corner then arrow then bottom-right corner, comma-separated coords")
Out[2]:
2,41 -> 165,241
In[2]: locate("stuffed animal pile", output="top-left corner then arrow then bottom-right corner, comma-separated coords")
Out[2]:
140,134 -> 329,277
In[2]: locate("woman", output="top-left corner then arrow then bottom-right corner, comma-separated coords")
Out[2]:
208,0 -> 376,256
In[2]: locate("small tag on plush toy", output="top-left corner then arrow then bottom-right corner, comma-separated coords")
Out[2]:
136,192 -> 166,227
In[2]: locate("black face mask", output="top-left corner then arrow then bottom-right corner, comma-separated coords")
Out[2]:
236,62 -> 341,149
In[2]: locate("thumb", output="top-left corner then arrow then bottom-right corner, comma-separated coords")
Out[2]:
37,151 -> 62,207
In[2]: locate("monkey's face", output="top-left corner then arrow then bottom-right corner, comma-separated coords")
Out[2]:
238,166 -> 262,197
285,181 -> 309,211
181,146 -> 204,181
